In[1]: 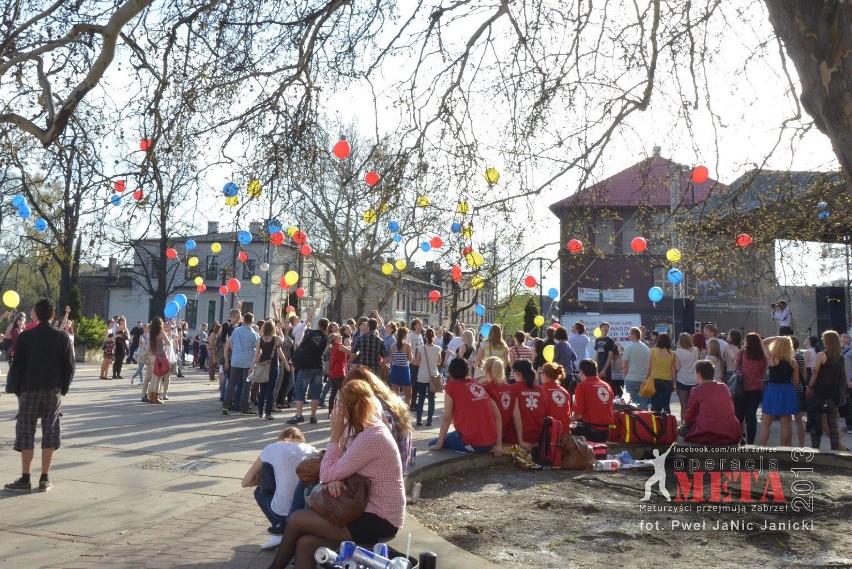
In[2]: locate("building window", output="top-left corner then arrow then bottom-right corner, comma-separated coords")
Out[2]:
621,215 -> 641,255
242,302 -> 254,316
242,259 -> 256,279
653,266 -> 671,297
207,300 -> 217,330
309,269 -> 316,296
594,218 -> 615,254
185,299 -> 198,329
205,256 -> 219,280
184,264 -> 200,280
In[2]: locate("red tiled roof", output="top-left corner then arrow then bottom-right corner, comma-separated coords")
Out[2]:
549,155 -> 724,211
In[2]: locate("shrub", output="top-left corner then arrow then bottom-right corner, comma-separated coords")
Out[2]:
76,315 -> 107,349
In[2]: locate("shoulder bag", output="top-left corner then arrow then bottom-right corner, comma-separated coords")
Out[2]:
423,345 -> 443,393
152,337 -> 171,377
306,473 -> 371,528
639,375 -> 656,398
727,350 -> 744,397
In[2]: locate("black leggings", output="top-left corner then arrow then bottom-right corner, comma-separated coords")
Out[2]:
735,389 -> 763,444
328,377 -> 344,410
113,357 -> 124,378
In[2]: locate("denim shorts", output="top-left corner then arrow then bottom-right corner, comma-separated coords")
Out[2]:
294,369 -> 323,402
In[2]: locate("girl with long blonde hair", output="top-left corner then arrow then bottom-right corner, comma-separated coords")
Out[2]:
758,336 -> 799,446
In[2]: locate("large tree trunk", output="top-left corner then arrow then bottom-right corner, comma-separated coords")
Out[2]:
763,1 -> 852,189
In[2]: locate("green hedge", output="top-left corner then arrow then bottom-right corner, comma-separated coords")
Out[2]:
76,315 -> 107,350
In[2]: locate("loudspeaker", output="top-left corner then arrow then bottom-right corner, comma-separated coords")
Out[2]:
674,298 -> 696,337
815,286 -> 847,335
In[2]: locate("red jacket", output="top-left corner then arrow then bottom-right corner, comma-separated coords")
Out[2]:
684,381 -> 741,445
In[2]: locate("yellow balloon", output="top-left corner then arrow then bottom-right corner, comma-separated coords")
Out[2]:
542,344 -> 555,362
381,263 -> 393,275
284,270 -> 299,287
395,259 -> 407,271
363,209 -> 376,224
251,275 -> 262,285
534,315 -> 545,327
462,225 -> 474,238
471,276 -> 485,289
187,256 -> 199,267
666,248 -> 682,263
287,226 -> 298,237
416,195 -> 431,207
593,327 -> 602,338
465,251 -> 484,268
224,195 -> 239,207
2,290 -> 20,309
247,179 -> 262,199
379,203 -> 389,214
211,242 -> 222,253
194,276 -> 203,286
485,167 -> 500,184
457,201 -> 470,214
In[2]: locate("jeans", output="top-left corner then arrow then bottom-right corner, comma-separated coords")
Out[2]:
198,345 -> 208,369
319,379 -> 332,404
257,363 -> 278,417
415,382 -> 435,424
131,360 -> 145,384
429,431 -> 492,453
294,369 -> 323,402
275,367 -> 292,406
225,367 -> 250,410
254,486 -> 287,531
650,379 -> 673,414
624,380 -> 650,409
735,389 -> 764,444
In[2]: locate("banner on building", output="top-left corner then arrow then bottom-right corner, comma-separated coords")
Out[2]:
577,287 -> 635,303
561,313 -> 642,344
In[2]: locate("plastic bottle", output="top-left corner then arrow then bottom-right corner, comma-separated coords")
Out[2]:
593,459 -> 621,471
617,451 -> 633,465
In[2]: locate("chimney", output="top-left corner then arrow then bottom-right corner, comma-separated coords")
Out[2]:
652,146 -> 661,157
249,221 -> 262,235
207,221 -> 219,234
108,257 -> 118,276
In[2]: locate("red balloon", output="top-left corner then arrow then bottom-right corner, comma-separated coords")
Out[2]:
227,278 -> 241,293
567,239 -> 583,254
430,236 -> 443,249
114,180 -> 126,192
462,246 -> 473,255
333,139 -> 351,159
238,251 -> 248,262
550,322 -> 560,329
292,231 -> 307,245
285,305 -> 295,314
295,287 -> 305,298
451,265 -> 462,283
196,284 -> 206,293
279,276 -> 289,289
165,248 -> 178,259
270,232 -> 284,245
139,138 -> 152,151
524,275 -> 537,288
630,236 -> 647,253
219,285 -> 228,296
133,189 -> 144,201
300,244 -> 312,256
364,171 -> 381,186
691,165 -> 709,184
736,233 -> 753,247
429,290 -> 441,303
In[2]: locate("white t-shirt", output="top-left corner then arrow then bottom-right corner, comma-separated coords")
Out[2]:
416,344 -> 442,383
675,347 -> 700,386
409,331 -> 424,353
259,441 -> 319,516
446,335 -> 463,355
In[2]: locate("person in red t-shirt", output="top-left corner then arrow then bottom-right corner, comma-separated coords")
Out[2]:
326,332 -> 353,410
540,362 -> 572,428
480,356 -> 519,444
571,359 -> 614,442
429,358 -> 502,454
510,359 -> 546,449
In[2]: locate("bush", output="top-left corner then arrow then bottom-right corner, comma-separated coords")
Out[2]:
76,315 -> 107,350
65,286 -> 83,322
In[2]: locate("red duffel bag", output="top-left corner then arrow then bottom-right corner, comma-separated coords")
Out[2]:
609,410 -> 677,445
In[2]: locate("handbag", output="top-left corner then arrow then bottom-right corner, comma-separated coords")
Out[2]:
639,375 -> 656,398
560,434 -> 596,470
306,473 -> 371,527
153,340 -> 171,377
423,345 -> 443,393
727,351 -> 744,397
249,360 -> 272,384
295,451 -> 325,485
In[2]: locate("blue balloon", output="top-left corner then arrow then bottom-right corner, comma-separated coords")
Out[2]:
223,182 -> 239,197
164,300 -> 180,319
11,195 -> 25,208
388,220 -> 400,233
174,294 -> 188,308
34,219 -> 48,232
667,268 -> 684,285
817,201 -> 830,219
420,242 -> 431,252
392,233 -> 402,243
267,218 -> 282,234
18,205 -> 31,219
548,287 -> 559,300
238,230 -> 252,245
474,304 -> 485,316
110,194 -> 121,206
480,323 -> 492,337
648,286 -> 664,302
450,222 -> 462,233
185,239 -> 196,251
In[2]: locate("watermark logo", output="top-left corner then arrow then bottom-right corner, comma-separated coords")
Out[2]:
640,443 -> 675,501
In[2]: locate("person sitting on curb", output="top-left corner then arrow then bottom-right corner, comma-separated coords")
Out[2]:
571,359 -> 614,442
680,360 -> 741,445
242,427 -> 318,549
540,362 -> 572,428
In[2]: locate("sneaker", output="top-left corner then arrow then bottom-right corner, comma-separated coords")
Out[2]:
309,416 -> 318,424
241,410 -> 255,416
38,479 -> 53,492
4,477 -> 32,493
162,395 -> 169,400
287,415 -> 304,424
260,535 -> 283,550
426,421 -> 432,427
267,525 -> 285,535
416,421 -> 423,427
142,396 -> 150,403
265,415 -> 274,420
176,373 -> 185,378
222,408 -> 230,415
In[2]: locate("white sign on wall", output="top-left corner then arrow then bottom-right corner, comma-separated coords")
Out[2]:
561,313 -> 643,344
577,287 -> 635,303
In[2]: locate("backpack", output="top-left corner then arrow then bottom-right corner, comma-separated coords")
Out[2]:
291,330 -> 326,370
534,416 -> 564,468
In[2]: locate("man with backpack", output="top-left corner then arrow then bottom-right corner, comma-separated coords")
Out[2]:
288,318 -> 329,425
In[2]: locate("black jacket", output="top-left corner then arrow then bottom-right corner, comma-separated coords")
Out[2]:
8,322 -> 75,396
